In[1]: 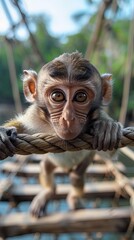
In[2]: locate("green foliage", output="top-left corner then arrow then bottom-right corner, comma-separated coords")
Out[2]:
62,30 -> 89,54
0,2 -> 133,124
31,15 -> 63,62
0,41 -> 13,103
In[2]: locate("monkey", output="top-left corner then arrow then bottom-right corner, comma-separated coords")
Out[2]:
0,52 -> 122,217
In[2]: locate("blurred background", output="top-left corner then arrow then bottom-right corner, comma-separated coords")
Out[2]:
0,1 -> 134,240
0,0 -> 133,127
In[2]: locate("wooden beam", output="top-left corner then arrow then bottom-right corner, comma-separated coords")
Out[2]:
104,159 -> 134,199
1,181 -> 121,202
0,162 -> 125,178
2,178 -> 134,203
0,207 -> 131,237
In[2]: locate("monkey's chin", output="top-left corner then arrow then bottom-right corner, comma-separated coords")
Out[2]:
56,129 -> 81,141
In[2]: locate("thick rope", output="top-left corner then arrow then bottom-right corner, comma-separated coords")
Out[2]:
1,127 -> 134,159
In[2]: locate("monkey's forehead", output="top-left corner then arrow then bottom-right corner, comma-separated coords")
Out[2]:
39,53 -> 101,82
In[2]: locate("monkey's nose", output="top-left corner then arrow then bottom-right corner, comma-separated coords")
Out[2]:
62,118 -> 75,128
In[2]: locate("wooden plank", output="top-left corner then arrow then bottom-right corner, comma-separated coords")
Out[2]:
1,181 -> 119,202
120,147 -> 134,161
0,207 -> 131,237
0,162 -> 125,178
2,177 -> 134,203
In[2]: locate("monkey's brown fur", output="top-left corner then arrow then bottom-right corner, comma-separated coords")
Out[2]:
0,52 -> 122,217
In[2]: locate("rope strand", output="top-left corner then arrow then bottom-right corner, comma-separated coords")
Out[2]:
0,127 -> 134,159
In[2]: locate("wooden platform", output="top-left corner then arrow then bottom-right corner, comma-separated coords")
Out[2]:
0,153 -> 134,238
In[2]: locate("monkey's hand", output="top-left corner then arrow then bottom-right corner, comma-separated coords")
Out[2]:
89,120 -> 123,151
0,126 -> 17,160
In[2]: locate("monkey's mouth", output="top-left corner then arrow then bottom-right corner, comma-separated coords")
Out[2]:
54,126 -> 81,140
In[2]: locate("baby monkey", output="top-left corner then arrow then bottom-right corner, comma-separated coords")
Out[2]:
0,52 -> 122,217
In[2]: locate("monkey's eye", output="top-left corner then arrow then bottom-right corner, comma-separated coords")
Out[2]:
51,90 -> 65,102
74,92 -> 87,103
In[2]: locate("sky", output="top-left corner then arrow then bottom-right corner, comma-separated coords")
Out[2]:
0,0 -> 92,40
0,0 -> 133,40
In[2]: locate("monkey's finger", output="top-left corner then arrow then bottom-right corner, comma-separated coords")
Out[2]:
7,127 -> 17,141
30,206 -> 41,218
96,121 -> 106,151
30,201 -> 39,217
0,140 -> 8,152
0,134 -> 16,156
117,122 -> 123,139
92,123 -> 100,150
0,144 -> 14,157
92,125 -> 99,150
114,122 -> 123,149
88,124 -> 97,149
0,139 -> 14,157
30,202 -> 46,218
102,121 -> 112,151
93,129 -> 105,151
109,122 -> 119,151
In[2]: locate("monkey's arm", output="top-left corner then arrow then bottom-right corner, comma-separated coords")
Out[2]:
4,119 -> 25,133
99,109 -> 115,121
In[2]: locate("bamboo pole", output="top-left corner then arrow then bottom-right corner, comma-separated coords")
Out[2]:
119,15 -> 134,125
85,0 -> 112,59
4,39 -> 22,113
11,0 -> 45,64
120,147 -> 134,161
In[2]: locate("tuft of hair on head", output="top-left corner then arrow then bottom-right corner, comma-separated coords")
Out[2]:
56,51 -> 83,63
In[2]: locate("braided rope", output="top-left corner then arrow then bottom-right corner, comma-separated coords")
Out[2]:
5,127 -> 134,157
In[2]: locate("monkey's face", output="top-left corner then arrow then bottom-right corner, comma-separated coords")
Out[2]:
22,53 -> 112,140
44,84 -> 95,140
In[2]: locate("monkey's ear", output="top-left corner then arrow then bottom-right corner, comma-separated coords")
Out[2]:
22,70 -> 38,102
101,73 -> 112,105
